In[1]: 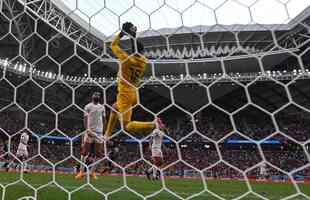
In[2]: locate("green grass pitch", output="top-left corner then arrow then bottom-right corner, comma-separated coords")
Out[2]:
0,172 -> 309,200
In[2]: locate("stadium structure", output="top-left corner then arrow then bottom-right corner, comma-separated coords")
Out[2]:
0,0 -> 310,200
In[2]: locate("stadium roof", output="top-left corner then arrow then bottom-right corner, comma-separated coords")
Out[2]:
2,0 -> 308,79
52,0 -> 310,40
2,0 -> 310,116
47,0 -> 310,61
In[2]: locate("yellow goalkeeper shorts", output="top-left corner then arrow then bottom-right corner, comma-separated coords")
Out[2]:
116,90 -> 137,124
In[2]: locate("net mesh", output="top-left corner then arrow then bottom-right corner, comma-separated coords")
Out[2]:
0,0 -> 310,200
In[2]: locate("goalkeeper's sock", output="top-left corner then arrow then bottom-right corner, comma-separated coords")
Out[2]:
125,121 -> 155,133
105,111 -> 118,137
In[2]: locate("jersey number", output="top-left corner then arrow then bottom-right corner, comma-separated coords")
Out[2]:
128,67 -> 143,84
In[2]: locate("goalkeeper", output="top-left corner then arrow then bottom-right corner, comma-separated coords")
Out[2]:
105,22 -> 165,138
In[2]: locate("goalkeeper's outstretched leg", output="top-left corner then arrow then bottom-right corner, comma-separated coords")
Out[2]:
105,102 -> 166,138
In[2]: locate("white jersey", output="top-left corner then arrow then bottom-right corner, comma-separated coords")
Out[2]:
260,163 -> 267,175
19,132 -> 29,147
84,102 -> 105,133
17,132 -> 29,157
151,129 -> 164,151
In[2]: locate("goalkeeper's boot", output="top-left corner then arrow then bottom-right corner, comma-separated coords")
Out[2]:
75,171 -> 85,179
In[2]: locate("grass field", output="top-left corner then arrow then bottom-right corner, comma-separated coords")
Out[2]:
0,172 -> 309,200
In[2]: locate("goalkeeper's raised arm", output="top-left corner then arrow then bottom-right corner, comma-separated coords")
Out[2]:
110,22 -> 137,61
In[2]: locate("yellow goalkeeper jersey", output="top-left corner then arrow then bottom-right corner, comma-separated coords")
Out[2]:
111,33 -> 147,93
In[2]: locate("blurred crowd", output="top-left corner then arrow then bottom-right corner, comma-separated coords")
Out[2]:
1,106 -> 310,179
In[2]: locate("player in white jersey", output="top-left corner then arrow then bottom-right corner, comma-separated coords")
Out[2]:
151,129 -> 164,158
17,132 -> 29,158
259,162 -> 268,180
145,129 -> 165,180
75,92 -> 106,180
8,132 -> 29,172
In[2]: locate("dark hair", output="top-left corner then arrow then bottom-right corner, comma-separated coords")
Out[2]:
92,92 -> 101,103
131,39 -> 144,54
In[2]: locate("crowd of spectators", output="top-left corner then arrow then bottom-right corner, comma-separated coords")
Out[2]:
1,106 -> 310,179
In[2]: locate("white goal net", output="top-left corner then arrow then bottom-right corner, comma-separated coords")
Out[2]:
0,0 -> 310,200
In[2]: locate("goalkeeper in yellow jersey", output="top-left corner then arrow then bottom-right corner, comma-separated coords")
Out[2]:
105,22 -> 166,138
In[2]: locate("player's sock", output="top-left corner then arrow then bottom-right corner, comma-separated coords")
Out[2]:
145,167 -> 152,180
152,168 -> 157,179
101,167 -> 108,174
23,162 -> 28,172
90,163 -> 98,179
147,167 -> 153,173
85,157 -> 93,172
16,163 -> 21,171
7,161 -> 13,168
3,162 -> 8,169
89,156 -> 97,174
91,165 -> 97,173
105,111 -> 118,137
8,162 -> 14,171
79,156 -> 85,172
156,170 -> 160,180
125,121 -> 155,133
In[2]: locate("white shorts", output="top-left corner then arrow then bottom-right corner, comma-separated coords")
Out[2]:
85,131 -> 103,144
16,145 -> 28,158
260,171 -> 267,176
151,149 -> 163,158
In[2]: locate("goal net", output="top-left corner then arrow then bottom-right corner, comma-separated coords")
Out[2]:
0,0 -> 310,200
